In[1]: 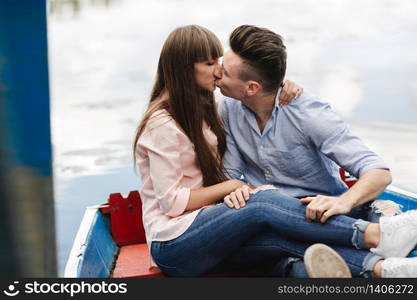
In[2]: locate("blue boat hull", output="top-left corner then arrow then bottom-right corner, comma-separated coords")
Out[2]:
65,186 -> 417,278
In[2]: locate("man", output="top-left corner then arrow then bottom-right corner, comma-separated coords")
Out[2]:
216,25 -> 396,277
217,25 -> 392,223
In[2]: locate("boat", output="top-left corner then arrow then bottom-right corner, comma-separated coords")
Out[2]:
64,171 -> 417,278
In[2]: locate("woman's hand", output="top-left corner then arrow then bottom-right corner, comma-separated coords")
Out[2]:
279,80 -> 303,107
224,185 -> 252,209
187,179 -> 247,212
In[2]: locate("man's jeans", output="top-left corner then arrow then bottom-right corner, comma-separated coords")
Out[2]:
268,199 -> 393,278
151,189 -> 382,277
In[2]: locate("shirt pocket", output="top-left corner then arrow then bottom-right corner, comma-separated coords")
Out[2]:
270,145 -> 316,178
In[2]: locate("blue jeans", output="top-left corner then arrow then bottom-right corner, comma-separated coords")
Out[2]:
268,201 -> 385,277
151,189 -> 381,277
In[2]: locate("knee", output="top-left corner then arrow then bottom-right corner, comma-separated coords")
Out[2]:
249,189 -> 288,204
245,190 -> 299,221
249,189 -> 304,211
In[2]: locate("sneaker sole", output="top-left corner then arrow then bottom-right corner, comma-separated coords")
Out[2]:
304,243 -> 352,278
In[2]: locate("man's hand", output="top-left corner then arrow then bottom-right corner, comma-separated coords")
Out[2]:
299,195 -> 354,223
279,80 -> 303,107
224,185 -> 251,209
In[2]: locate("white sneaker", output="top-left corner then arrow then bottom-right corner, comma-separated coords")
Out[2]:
382,257 -> 417,277
371,210 -> 417,258
304,243 -> 351,278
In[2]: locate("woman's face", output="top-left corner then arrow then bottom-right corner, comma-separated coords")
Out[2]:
194,58 -> 222,92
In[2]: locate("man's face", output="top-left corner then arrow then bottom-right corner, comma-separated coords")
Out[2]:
216,50 -> 247,100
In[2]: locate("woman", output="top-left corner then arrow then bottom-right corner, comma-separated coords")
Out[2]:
134,25 -> 417,277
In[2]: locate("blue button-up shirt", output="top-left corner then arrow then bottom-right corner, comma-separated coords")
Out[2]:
220,90 -> 389,198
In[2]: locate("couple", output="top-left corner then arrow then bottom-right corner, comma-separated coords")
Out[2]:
134,24 -> 417,278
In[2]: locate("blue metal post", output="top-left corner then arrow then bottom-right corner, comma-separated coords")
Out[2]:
0,0 -> 56,276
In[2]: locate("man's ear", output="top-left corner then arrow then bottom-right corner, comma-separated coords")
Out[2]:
246,80 -> 262,97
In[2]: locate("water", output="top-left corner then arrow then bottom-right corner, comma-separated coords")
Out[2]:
47,0 -> 417,275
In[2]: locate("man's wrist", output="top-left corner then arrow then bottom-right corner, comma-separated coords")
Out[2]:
339,193 -> 357,209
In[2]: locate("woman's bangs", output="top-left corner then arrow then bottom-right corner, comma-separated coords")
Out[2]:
193,28 -> 223,62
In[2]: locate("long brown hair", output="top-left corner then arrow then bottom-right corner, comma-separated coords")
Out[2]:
133,25 -> 226,186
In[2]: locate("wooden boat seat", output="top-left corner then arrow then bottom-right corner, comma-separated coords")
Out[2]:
112,244 -> 164,278
112,243 -> 266,278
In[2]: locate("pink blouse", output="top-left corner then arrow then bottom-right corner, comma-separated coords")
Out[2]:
135,109 -> 219,267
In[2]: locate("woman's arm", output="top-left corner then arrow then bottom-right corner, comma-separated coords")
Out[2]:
185,179 -> 246,211
141,116 -> 242,218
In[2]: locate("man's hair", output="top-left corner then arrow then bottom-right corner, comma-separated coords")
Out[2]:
229,25 -> 287,93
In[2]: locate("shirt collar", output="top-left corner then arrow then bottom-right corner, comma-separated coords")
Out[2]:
241,86 -> 282,115
274,87 -> 282,110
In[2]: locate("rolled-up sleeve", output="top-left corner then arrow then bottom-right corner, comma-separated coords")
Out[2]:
141,120 -> 190,217
301,101 -> 389,178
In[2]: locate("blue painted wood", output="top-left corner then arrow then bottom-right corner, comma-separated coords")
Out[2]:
0,0 -> 52,176
0,0 -> 55,276
377,190 -> 417,212
78,211 -> 118,277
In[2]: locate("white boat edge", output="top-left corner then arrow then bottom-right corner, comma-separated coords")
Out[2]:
387,184 -> 417,199
63,205 -> 101,278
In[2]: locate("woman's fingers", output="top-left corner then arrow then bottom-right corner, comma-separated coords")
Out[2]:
295,86 -> 303,98
230,191 -> 243,209
228,192 -> 240,209
223,195 -> 234,208
279,80 -> 304,107
224,186 -> 252,209
242,185 -> 250,201
234,189 -> 246,208
279,80 -> 292,105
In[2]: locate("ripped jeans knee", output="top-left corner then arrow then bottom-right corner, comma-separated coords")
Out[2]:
368,200 -> 403,223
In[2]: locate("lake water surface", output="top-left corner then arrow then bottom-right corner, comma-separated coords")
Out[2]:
47,0 -> 417,275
